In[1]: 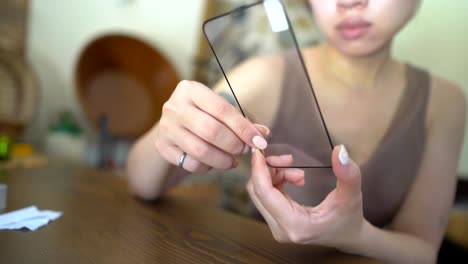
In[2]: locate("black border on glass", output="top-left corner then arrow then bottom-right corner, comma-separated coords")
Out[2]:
203,0 -> 333,169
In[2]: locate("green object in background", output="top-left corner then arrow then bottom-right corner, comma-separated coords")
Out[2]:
49,111 -> 82,137
0,135 -> 12,161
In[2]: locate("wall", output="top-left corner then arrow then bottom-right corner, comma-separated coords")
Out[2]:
393,0 -> 468,176
25,0 -> 207,144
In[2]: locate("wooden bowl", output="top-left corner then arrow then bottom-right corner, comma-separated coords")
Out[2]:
75,34 -> 180,138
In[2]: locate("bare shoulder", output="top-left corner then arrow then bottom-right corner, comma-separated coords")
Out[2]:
210,54 -> 286,125
213,54 -> 284,94
240,54 -> 284,72
427,74 -> 466,135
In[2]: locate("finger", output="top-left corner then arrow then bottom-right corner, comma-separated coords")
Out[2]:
247,179 -> 290,243
187,81 -> 268,150
246,180 -> 282,233
266,154 -> 294,167
155,140 -> 211,173
169,126 -> 235,170
266,155 -> 296,185
332,145 -> 362,200
254,124 -> 270,137
251,149 -> 293,221
182,104 -> 245,155
273,168 -> 305,187
239,124 -> 271,154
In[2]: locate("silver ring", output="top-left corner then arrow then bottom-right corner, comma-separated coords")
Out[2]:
178,152 -> 188,168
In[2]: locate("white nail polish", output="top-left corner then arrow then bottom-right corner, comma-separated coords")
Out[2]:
338,145 -> 349,165
251,147 -> 257,154
252,135 -> 268,150
243,144 -> 250,154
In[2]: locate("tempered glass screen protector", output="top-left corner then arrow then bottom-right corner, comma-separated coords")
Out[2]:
203,0 -> 333,168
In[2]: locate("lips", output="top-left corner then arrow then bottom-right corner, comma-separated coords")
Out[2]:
336,18 -> 371,40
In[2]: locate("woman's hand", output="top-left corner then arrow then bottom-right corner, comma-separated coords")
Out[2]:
155,80 -> 269,173
246,145 -> 365,249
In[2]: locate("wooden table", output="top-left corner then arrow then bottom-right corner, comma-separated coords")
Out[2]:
0,162 -> 375,263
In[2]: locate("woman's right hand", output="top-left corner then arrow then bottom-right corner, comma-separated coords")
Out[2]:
155,80 -> 269,173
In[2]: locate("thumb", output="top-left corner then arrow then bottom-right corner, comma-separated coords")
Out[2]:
332,145 -> 362,200
254,124 -> 270,137
251,149 -> 273,189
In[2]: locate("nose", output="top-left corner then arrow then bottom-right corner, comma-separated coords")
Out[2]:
336,0 -> 368,10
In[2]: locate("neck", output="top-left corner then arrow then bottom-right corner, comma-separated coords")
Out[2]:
321,43 -> 396,91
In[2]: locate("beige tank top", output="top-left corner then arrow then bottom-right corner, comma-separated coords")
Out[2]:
274,55 -> 430,227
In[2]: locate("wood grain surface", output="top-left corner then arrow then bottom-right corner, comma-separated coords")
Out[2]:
0,162 -> 376,263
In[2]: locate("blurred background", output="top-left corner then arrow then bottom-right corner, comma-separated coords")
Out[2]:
0,0 -> 467,260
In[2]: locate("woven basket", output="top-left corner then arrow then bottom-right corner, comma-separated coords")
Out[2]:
0,52 -> 38,138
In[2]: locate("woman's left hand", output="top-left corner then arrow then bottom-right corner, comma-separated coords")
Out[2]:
246,145 -> 365,249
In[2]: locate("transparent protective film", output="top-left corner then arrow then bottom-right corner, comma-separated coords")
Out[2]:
203,0 -> 333,168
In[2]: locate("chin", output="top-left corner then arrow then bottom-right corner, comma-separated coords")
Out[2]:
331,39 -> 391,58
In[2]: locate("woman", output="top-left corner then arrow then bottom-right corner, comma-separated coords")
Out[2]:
127,0 -> 466,262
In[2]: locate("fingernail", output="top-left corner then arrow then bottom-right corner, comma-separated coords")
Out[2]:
338,145 -> 349,165
243,144 -> 250,154
252,135 -> 268,150
251,147 -> 257,154
254,124 -> 270,136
